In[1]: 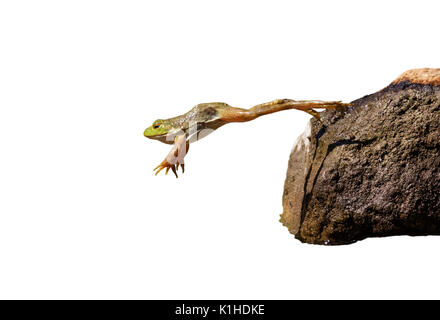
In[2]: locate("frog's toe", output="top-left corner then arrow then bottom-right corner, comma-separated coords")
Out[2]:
154,160 -> 179,178
171,165 -> 178,178
153,164 -> 165,175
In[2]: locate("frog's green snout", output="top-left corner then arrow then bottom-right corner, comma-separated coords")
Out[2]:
144,126 -> 153,137
144,122 -> 168,138
144,126 -> 159,138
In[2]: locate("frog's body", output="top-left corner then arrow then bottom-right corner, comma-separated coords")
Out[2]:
144,102 -> 228,145
144,99 -> 350,177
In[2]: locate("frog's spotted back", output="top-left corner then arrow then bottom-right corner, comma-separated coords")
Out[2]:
195,104 -> 219,120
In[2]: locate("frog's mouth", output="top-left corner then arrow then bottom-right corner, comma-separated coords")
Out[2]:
145,128 -> 185,145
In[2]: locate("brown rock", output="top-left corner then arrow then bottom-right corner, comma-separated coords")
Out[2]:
281,68 -> 440,245
392,68 -> 440,86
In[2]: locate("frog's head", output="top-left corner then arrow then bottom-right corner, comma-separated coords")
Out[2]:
144,119 -> 170,138
144,119 -> 179,144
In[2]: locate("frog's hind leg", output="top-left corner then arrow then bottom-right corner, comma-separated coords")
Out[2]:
244,99 -> 350,122
217,99 -> 350,123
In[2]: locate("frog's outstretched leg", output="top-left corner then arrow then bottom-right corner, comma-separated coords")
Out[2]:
154,134 -> 189,178
248,99 -> 349,121
218,99 -> 350,123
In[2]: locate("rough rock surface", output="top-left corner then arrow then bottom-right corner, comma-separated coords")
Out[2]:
281,68 -> 440,245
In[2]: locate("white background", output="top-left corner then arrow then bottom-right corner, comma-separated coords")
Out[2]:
0,0 -> 439,299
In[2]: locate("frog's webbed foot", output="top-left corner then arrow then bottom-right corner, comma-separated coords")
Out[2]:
304,109 -> 322,122
154,159 -> 179,178
153,160 -> 185,178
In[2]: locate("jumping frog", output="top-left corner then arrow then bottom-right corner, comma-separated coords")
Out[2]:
143,99 -> 349,177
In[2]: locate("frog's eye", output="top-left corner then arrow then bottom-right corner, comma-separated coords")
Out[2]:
153,122 -> 161,129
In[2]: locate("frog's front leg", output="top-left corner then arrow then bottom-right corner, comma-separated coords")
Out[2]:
153,134 -> 189,178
